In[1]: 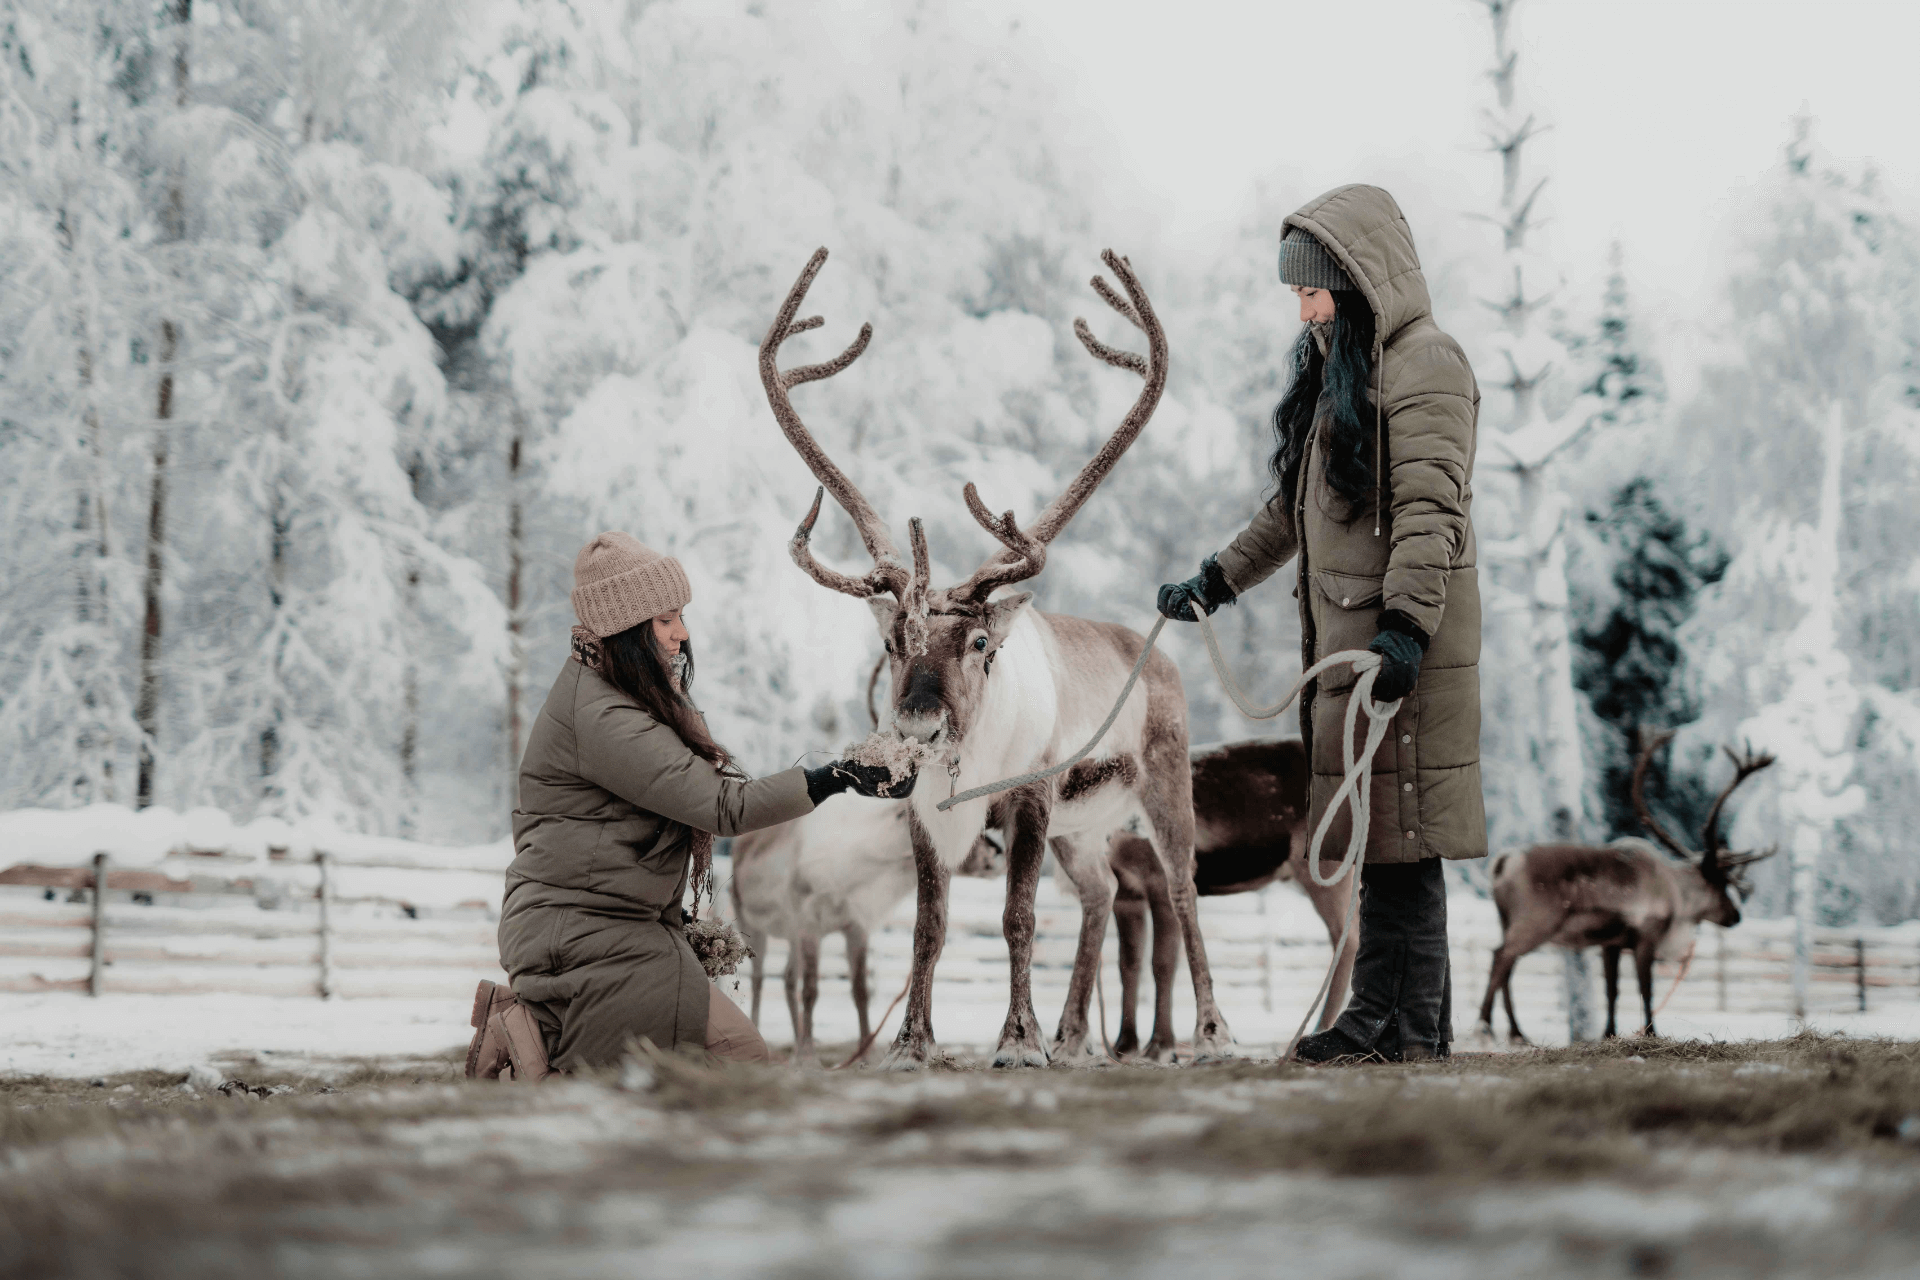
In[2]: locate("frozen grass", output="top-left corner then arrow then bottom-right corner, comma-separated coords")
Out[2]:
4,1035 -> 1920,1279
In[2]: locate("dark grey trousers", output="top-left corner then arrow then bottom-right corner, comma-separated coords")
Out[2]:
1326,859 -> 1453,1057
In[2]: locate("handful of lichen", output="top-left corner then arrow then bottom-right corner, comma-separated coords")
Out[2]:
841,729 -> 946,790
684,916 -> 754,979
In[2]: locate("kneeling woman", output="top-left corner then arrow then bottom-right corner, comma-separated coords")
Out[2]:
469,532 -> 907,1077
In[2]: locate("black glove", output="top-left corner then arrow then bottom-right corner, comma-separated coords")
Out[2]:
804,759 -> 917,805
1156,556 -> 1236,622
1366,609 -> 1429,702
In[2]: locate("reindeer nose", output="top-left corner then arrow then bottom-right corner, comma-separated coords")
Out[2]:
899,665 -> 943,718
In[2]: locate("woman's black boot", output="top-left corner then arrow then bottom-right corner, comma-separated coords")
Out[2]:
1293,860 -> 1452,1064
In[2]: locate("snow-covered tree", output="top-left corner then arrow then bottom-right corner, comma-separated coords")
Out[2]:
1465,0 -> 1601,850
1679,122 -> 1920,962
0,3 -> 156,808
153,1 -> 488,832
1462,0 -> 1612,1038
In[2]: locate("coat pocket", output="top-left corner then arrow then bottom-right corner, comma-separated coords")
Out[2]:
1313,569 -> 1385,611
1311,570 -> 1386,690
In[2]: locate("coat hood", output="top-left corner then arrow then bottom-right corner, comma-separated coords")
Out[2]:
1282,185 -> 1433,343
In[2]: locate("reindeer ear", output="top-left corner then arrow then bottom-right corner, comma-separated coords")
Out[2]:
984,591 -> 1034,642
867,596 -> 897,636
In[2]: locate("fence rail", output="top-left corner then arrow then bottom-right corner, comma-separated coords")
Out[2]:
4,845 -> 1918,1031
0,847 -> 505,1001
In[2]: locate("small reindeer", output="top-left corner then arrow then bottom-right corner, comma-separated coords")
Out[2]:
1475,729 -> 1777,1042
1106,738 -> 1358,1057
729,799 -> 1002,1065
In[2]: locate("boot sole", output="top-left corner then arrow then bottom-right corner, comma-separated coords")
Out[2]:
465,980 -> 503,1079
470,979 -> 499,1029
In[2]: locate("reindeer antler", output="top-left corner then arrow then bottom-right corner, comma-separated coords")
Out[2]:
762,249 -> 910,601
1629,727 -> 1694,861
952,250 -> 1167,604
1701,741 -> 1777,881
947,483 -> 1047,602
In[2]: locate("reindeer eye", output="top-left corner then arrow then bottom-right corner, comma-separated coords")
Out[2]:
973,635 -> 988,652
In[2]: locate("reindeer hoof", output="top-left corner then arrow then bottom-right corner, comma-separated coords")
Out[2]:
992,1040 -> 1049,1069
1049,1031 -> 1095,1061
880,1042 -> 930,1072
1050,1037 -> 1104,1069
1189,1036 -> 1234,1064
1140,1041 -> 1178,1066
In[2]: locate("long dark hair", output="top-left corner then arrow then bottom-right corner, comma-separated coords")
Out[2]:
1268,289 -> 1378,518
600,623 -> 736,773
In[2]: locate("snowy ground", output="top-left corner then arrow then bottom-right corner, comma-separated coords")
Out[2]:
8,987 -> 1920,1081
9,929 -> 1920,1278
5,1035 -> 1920,1279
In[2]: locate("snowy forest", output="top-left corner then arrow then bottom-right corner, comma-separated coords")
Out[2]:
1,0 -> 1916,928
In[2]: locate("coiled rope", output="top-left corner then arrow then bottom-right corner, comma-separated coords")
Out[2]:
934,607 -> 1403,1060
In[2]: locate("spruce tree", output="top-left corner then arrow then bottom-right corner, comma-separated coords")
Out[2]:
1573,479 -> 1729,842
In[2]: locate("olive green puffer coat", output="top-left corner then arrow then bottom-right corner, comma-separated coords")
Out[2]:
501,659 -> 814,1069
1213,184 -> 1486,865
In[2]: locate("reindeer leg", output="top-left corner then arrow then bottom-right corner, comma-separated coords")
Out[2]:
1474,903 -> 1509,1039
846,923 -> 872,1056
1474,957 -> 1502,1039
992,786 -> 1052,1069
1500,960 -> 1527,1045
882,811 -> 951,1071
795,932 -> 821,1067
1143,852 -> 1181,1063
746,926 -> 767,1027
1295,837 -> 1360,1032
1049,834 -> 1116,1064
1141,727 -> 1230,1060
1633,938 -> 1659,1037
781,945 -> 802,1064
1478,908 -> 1561,1047
1111,875 -> 1146,1059
1602,945 -> 1623,1039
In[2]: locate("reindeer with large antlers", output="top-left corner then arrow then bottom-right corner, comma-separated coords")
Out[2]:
1475,729 -> 1777,1042
759,247 -> 1230,1068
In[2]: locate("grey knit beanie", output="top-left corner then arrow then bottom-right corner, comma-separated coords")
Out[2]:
1278,227 -> 1354,293
571,532 -> 692,638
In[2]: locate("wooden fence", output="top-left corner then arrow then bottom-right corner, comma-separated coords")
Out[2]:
4,841 -> 1917,1036
0,843 -> 503,1001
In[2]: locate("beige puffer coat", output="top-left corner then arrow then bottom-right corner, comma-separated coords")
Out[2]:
1213,184 -> 1485,865
501,659 -> 814,1068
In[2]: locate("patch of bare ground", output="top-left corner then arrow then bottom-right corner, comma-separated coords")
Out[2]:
2,1036 -> 1918,1279
1132,1033 -> 1920,1180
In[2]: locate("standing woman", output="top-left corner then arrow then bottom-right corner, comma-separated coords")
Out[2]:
468,532 -> 908,1077
1158,185 -> 1484,1063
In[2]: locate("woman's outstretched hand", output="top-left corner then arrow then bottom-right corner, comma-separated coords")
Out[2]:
1157,557 -> 1237,622
804,760 -> 917,805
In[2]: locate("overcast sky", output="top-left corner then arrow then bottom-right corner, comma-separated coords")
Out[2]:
968,0 -> 1920,393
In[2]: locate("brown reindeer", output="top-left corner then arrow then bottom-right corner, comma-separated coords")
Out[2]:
1475,729 -> 1777,1042
1107,738 -> 1358,1058
760,247 -> 1228,1068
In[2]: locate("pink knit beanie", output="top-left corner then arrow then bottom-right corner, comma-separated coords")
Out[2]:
570,532 -> 693,638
